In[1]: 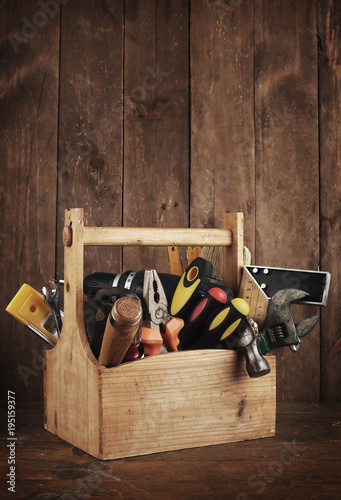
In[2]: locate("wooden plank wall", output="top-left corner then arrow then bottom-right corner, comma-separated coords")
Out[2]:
1,0 -> 340,404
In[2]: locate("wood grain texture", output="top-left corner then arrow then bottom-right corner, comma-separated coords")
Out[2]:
2,402 -> 340,499
56,0 -> 124,279
99,351 -> 276,459
1,1 -> 340,407
317,0 -> 341,402
123,0 -> 189,272
254,0 -> 320,402
0,0 -> 59,403
222,212 -> 244,294
83,226 -> 232,246
190,0 -> 255,254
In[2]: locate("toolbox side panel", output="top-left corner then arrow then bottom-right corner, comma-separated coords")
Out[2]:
44,330 -> 102,459
99,351 -> 276,460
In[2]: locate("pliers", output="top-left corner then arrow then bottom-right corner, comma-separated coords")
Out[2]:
141,270 -> 184,355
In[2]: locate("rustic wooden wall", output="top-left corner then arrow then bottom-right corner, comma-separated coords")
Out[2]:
1,0 -> 340,404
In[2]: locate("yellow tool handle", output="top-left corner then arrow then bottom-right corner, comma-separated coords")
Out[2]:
167,246 -> 183,275
187,246 -> 201,265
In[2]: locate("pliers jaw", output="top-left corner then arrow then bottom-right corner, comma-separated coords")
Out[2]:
141,270 -> 184,355
262,289 -> 319,353
142,270 -> 169,328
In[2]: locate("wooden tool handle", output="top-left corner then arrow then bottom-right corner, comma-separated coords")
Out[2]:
98,297 -> 142,367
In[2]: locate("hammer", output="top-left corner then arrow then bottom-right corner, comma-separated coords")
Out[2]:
189,298 -> 271,378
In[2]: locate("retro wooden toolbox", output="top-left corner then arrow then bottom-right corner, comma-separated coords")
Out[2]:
44,208 -> 276,460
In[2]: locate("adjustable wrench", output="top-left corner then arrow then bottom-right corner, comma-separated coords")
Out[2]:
260,289 -> 320,353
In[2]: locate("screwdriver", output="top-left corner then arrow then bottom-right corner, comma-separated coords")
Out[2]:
178,287 -> 228,350
170,257 -> 213,320
189,298 -> 271,377
189,298 -> 250,350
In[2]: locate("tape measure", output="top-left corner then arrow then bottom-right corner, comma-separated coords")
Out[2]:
239,269 -> 269,330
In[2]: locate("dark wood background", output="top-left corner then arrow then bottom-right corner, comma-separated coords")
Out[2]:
1,0 -> 340,404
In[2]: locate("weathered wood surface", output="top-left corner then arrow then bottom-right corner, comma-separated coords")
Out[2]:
0,0 -> 60,402
1,402 -> 340,499
1,0 -> 340,405
56,0 -> 124,279
123,0 -> 189,273
317,0 -> 341,403
254,0 -> 321,402
190,0 -> 256,256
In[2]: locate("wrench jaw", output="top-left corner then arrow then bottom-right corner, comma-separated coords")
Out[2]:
263,322 -> 302,352
262,289 -> 320,353
296,315 -> 320,339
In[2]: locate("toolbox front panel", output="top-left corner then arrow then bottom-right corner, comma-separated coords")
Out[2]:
99,351 -> 276,460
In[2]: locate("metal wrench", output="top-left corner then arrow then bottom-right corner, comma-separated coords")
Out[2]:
42,281 -> 63,338
261,289 -> 319,353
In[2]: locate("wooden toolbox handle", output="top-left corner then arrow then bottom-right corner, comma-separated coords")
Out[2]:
59,207 -> 244,359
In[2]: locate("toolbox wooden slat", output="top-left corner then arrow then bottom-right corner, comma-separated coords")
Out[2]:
44,208 -> 276,460
83,227 -> 232,247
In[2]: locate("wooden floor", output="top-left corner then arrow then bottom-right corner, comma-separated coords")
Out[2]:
0,403 -> 340,499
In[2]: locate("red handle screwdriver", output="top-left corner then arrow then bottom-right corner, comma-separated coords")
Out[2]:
177,287 -> 228,350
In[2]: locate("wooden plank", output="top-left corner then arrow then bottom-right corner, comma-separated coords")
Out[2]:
45,209 -> 100,459
222,212 -> 244,295
254,0 -> 320,402
0,0 -> 59,403
83,226 -> 232,247
123,0 -> 189,273
190,0 -> 255,256
317,0 -> 341,402
56,0 -> 124,279
2,402 -> 341,499
100,352 -> 276,459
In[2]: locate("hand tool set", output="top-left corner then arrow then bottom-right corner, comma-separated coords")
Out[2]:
20,209 -> 330,460
6,249 -> 330,380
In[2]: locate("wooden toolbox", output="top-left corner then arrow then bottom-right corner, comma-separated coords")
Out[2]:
44,208 -> 276,460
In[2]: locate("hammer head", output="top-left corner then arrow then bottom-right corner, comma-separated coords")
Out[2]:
223,317 -> 271,378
